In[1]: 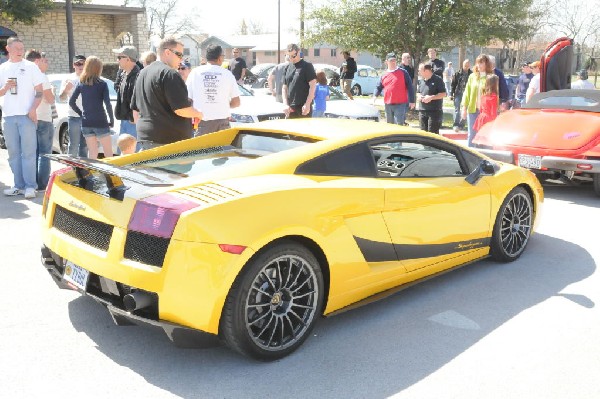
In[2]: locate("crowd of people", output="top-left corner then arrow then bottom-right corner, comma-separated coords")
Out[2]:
1,35 -> 598,199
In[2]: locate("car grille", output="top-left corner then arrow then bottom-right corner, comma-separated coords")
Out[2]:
124,231 -> 170,267
257,113 -> 285,122
356,116 -> 379,122
52,205 -> 113,251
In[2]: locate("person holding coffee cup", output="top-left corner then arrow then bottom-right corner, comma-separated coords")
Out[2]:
0,36 -> 45,199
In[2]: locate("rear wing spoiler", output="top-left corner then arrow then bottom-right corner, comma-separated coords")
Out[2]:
47,154 -> 173,200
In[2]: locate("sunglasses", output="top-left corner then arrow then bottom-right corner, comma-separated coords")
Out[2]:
116,55 -> 128,60
178,67 -> 188,71
74,62 -> 84,67
168,48 -> 184,59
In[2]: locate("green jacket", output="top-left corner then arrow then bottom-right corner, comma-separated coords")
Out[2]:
461,72 -> 488,114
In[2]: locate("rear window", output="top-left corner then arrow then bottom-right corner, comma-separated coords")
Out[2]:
232,131 -> 317,153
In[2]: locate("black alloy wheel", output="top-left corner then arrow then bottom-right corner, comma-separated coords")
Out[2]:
490,186 -> 533,262
59,125 -> 69,154
220,241 -> 324,361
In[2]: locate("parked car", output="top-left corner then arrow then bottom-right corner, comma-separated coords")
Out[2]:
323,86 -> 379,121
232,84 -> 379,123
244,63 -> 276,88
40,118 -> 542,360
313,63 -> 341,87
230,84 -> 286,125
0,74 -> 120,154
350,65 -> 381,96
472,89 -> 600,196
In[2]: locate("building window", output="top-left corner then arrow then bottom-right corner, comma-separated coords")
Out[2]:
314,48 -> 320,57
265,51 -> 276,56
331,49 -> 337,57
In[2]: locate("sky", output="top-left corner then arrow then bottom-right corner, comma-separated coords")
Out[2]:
93,0 -> 313,37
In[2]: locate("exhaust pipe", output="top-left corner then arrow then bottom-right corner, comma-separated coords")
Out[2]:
123,291 -> 154,311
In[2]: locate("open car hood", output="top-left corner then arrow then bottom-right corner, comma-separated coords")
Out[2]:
474,109 -> 600,151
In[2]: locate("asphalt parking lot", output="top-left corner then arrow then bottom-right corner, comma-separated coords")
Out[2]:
0,147 -> 598,399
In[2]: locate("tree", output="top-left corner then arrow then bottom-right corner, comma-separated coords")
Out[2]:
128,0 -> 199,39
0,0 -> 88,24
305,0 -> 534,80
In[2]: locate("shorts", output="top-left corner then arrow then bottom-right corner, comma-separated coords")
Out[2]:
82,126 -> 111,138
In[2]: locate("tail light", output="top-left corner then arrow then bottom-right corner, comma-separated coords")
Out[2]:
43,167 -> 71,217
128,193 -> 200,238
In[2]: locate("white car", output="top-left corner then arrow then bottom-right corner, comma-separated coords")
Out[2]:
230,84 -> 379,124
48,73 -> 121,154
323,86 -> 380,121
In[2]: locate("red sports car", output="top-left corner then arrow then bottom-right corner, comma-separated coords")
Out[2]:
472,89 -> 600,196
473,37 -> 600,196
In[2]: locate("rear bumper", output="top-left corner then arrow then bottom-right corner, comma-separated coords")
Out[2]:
475,150 -> 600,173
41,244 -> 220,348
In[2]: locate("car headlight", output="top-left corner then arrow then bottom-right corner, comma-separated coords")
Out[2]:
230,114 -> 254,123
325,114 -> 350,119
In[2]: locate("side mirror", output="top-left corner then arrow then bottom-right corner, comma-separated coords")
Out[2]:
466,159 -> 497,185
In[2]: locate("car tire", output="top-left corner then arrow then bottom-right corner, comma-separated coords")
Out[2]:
0,131 -> 5,150
593,174 -> 600,197
220,240 -> 324,361
490,186 -> 533,262
59,125 -> 69,154
351,84 -> 362,96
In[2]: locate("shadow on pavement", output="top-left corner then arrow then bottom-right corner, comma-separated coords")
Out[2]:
67,233 -> 595,398
541,180 -> 600,208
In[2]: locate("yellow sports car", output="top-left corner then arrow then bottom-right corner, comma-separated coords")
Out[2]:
40,119 -> 543,360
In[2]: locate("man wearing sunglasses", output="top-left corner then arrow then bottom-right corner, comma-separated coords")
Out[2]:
112,45 -> 141,152
59,54 -> 88,157
131,37 -> 202,150
282,43 -> 316,118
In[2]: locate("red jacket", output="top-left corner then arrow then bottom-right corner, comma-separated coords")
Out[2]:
375,68 -> 415,104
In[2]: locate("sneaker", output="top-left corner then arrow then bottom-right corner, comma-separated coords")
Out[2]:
453,126 -> 460,132
3,187 -> 23,196
24,188 -> 36,199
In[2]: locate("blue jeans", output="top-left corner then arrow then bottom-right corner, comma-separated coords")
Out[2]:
118,119 -> 140,153
385,103 -> 407,125
68,116 -> 88,157
453,94 -> 464,128
467,110 -> 480,147
2,115 -> 38,190
36,120 -> 54,190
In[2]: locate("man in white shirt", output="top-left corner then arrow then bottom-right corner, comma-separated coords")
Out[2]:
186,44 -> 240,136
26,49 -> 55,190
0,37 -> 44,199
59,54 -> 87,157
571,69 -> 595,90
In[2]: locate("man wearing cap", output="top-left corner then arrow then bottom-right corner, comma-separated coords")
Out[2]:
372,53 -> 415,126
571,69 -> 595,90
131,37 -> 202,150
515,62 -> 534,106
59,54 -> 87,157
525,61 -> 541,103
186,44 -> 240,136
112,45 -> 141,152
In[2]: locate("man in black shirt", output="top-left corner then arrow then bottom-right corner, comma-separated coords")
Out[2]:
339,51 -> 357,99
427,48 -> 445,79
282,43 -> 317,118
228,48 -> 247,83
131,37 -> 202,150
417,63 -> 446,134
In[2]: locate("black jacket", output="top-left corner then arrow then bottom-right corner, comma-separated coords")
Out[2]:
451,69 -> 471,98
340,57 -> 357,80
114,65 -> 140,122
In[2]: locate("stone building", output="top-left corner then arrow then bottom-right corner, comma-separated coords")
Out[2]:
0,2 -> 149,74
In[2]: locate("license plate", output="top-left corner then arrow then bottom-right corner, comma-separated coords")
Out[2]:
518,154 -> 542,169
63,261 -> 89,291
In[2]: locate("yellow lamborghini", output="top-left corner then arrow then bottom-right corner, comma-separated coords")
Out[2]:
40,119 -> 543,360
